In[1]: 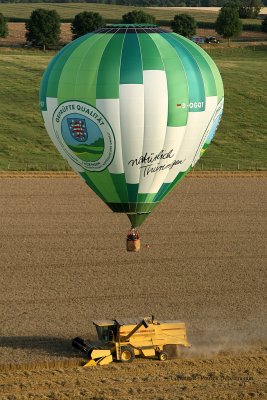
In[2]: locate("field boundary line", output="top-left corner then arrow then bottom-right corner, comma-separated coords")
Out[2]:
188,171 -> 267,178
0,171 -> 76,178
0,171 -> 266,179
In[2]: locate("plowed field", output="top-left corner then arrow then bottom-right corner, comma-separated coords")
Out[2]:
0,174 -> 266,399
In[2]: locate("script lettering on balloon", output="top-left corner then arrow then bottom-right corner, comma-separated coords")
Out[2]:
128,150 -> 185,177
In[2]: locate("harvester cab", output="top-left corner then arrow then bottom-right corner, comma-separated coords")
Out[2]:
94,321 -> 117,342
72,316 -> 190,367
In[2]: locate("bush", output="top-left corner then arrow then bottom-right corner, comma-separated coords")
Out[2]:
25,9 -> 61,51
0,13 -> 8,38
239,0 -> 263,18
243,23 -> 262,31
262,16 -> 267,32
122,10 -> 156,24
171,14 -> 196,37
71,12 -> 104,40
197,21 -> 216,29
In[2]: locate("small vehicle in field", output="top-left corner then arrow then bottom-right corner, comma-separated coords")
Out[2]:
72,316 -> 191,366
191,36 -> 205,44
205,36 -> 220,44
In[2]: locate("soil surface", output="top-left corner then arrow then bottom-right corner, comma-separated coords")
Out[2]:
0,175 -> 266,399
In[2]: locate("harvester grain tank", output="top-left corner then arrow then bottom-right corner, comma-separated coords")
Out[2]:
72,316 -> 190,366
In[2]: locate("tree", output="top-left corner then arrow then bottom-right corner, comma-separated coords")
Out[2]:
262,15 -> 267,32
0,13 -> 8,38
122,10 -> 156,24
71,12 -> 104,40
171,14 -> 196,37
239,0 -> 263,18
25,9 -> 61,51
215,4 -> 242,45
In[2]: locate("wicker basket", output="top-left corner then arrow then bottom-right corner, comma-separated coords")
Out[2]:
126,239 -> 141,252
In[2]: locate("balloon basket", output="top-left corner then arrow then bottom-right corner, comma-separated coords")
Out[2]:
126,228 -> 141,252
127,238 -> 141,252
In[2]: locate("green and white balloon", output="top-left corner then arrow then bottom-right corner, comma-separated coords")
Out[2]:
40,25 -> 224,228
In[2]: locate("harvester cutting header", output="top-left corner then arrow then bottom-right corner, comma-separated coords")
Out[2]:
72,316 -> 190,366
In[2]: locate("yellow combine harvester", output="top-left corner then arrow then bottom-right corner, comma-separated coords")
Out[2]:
72,316 -> 190,366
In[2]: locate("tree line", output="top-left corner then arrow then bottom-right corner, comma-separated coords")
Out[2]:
0,0 -> 227,6
0,2 -> 267,48
1,0 -> 267,7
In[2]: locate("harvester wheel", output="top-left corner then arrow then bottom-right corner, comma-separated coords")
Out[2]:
158,351 -> 168,361
120,346 -> 135,363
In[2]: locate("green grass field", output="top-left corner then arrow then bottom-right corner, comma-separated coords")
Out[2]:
201,45 -> 267,170
0,45 -> 266,171
0,3 -> 219,23
0,3 -> 263,26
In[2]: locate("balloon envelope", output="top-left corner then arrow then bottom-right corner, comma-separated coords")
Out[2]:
40,25 -> 224,227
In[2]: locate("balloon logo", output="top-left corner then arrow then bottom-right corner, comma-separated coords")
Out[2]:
52,101 -> 115,172
40,24 -> 224,245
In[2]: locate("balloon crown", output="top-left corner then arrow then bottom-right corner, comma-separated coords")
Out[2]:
98,24 -> 168,33
106,24 -> 158,27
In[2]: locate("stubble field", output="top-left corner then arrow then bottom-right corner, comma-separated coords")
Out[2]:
0,174 -> 266,399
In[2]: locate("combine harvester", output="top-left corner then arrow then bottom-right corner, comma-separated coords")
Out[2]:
72,316 -> 190,366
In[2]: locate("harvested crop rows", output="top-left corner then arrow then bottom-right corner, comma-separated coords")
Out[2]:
1,350 -> 266,400
0,175 -> 266,399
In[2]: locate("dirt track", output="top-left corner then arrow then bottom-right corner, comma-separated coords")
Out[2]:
0,175 -> 266,399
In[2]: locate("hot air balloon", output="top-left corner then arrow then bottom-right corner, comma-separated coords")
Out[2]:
40,24 -> 224,250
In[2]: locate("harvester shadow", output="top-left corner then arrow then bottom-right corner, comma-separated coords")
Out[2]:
0,336 -> 79,358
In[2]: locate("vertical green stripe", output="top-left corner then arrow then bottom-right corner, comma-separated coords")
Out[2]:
154,168 -> 190,202
57,34 -> 113,106
138,33 -> 164,70
171,34 -> 217,98
110,173 -> 129,204
177,34 -> 223,102
81,171 -> 130,205
127,184 -> 139,203
120,32 -> 143,84
162,34 -> 205,112
150,33 -> 189,127
96,33 -> 125,99
199,48 -> 224,102
137,193 -> 157,203
41,34 -> 92,110
82,170 -> 121,203
79,171 -> 107,203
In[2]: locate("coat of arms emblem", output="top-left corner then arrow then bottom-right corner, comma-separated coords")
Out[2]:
67,118 -> 88,142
